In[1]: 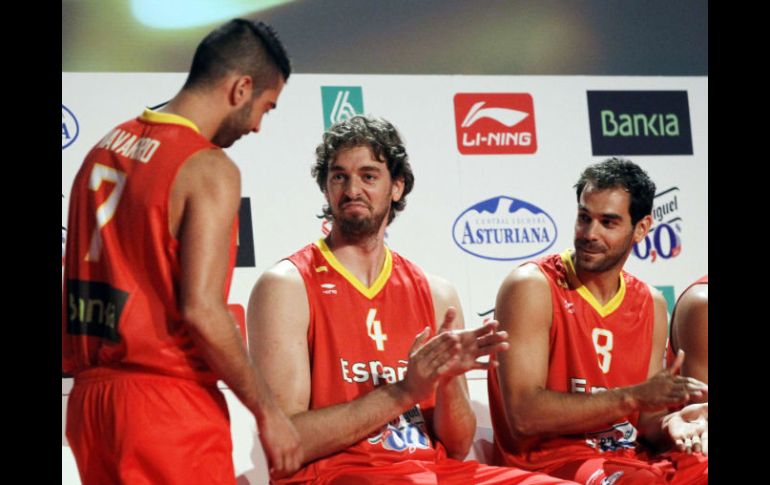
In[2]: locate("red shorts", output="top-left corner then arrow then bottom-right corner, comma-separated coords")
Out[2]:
548,451 -> 708,485
312,459 -> 577,485
65,369 -> 235,485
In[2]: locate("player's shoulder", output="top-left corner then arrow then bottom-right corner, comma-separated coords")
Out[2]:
680,282 -> 708,306
185,148 -> 238,178
642,281 -> 667,308
260,259 -> 304,286
423,272 -> 459,305
500,262 -> 549,295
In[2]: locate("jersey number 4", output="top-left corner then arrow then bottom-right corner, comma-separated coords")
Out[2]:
592,328 -> 614,374
85,164 -> 127,262
366,308 -> 388,351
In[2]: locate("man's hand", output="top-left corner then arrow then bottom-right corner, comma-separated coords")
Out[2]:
257,404 -> 303,478
630,350 -> 708,411
399,307 -> 509,402
662,402 -> 708,455
436,306 -> 509,378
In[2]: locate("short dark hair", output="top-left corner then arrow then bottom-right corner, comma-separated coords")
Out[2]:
312,116 -> 415,225
183,19 -> 291,95
574,157 -> 656,225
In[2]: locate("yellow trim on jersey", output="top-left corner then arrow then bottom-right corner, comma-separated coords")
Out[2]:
562,249 -> 625,317
315,238 -> 392,300
140,108 -> 200,133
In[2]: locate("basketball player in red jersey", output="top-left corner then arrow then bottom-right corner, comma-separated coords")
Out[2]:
247,116 -> 577,484
487,158 -> 709,484
63,19 -> 301,484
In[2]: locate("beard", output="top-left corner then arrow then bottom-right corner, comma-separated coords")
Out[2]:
212,102 -> 252,148
331,198 -> 389,241
573,231 -> 634,274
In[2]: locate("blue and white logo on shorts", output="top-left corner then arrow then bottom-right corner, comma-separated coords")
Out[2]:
62,104 -> 79,150
452,196 -> 557,261
586,421 -> 637,452
368,405 -> 431,454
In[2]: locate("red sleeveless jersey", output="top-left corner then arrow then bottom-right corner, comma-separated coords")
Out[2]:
488,250 -> 655,473
281,239 -> 448,483
62,109 -> 237,385
666,275 -> 708,367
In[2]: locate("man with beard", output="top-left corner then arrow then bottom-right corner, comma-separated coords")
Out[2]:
63,19 -> 302,485
487,158 -> 709,484
247,115 -> 577,485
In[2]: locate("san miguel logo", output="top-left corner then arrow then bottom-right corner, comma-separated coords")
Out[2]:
452,196 -> 557,261
62,104 -> 79,150
632,187 -> 683,263
453,93 -> 537,155
587,91 -> 693,155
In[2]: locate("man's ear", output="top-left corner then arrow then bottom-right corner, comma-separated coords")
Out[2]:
633,214 -> 653,243
228,75 -> 254,107
391,176 -> 405,202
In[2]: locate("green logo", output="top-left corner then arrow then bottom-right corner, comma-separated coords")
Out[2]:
654,285 -> 676,317
321,86 -> 364,129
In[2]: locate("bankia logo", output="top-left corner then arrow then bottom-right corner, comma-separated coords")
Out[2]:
454,93 -> 537,155
62,104 -> 79,150
452,196 -> 557,261
321,86 -> 364,129
587,91 -> 693,155
632,187 -> 683,264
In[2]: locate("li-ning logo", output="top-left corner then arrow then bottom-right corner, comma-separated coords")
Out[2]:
454,93 -> 537,154
461,102 -> 529,128
321,86 -> 364,129
62,104 -> 80,150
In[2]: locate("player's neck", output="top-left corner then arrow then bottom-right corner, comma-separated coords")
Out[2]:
572,258 -> 624,305
325,230 -> 388,287
160,90 -> 226,142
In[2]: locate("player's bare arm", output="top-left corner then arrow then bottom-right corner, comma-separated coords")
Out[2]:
427,274 -> 495,460
673,284 -> 708,384
174,149 -> 301,475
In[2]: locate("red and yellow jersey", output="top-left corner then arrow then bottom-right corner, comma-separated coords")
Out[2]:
62,109 -> 237,385
280,239 -> 447,484
488,249 -> 655,473
666,275 -> 708,367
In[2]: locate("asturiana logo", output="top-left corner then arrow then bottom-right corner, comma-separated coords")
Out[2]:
632,187 -> 682,263
62,104 -> 79,150
452,196 -> 557,261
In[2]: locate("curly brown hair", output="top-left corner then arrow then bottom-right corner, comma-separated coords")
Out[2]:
312,116 -> 415,225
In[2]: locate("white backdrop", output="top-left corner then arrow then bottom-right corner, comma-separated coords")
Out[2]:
62,73 -> 707,484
